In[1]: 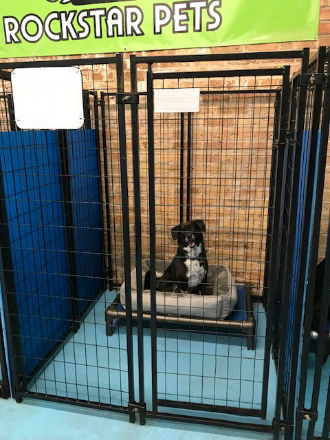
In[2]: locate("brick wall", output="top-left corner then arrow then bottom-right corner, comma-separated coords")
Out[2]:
0,2 -> 329,293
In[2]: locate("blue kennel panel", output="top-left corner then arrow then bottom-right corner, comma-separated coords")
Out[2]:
283,130 -> 320,393
0,131 -> 72,375
67,130 -> 104,315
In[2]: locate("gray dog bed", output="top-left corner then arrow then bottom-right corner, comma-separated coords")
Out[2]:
120,259 -> 237,320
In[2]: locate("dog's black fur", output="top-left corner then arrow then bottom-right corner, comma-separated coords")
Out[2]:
145,220 -> 208,295
312,259 -> 330,365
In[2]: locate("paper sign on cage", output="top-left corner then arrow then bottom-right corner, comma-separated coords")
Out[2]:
11,67 -> 84,130
154,88 -> 200,113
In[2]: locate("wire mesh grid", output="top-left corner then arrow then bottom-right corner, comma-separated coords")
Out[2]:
130,71 -> 284,413
0,62 -> 131,409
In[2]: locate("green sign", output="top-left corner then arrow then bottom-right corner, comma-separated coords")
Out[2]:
0,0 -> 320,59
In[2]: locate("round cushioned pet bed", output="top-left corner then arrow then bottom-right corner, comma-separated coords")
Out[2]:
120,259 -> 237,320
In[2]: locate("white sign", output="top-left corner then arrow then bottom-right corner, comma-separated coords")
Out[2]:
154,88 -> 200,113
12,66 -> 84,130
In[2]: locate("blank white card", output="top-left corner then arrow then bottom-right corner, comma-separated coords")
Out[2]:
154,88 -> 200,113
12,67 -> 84,130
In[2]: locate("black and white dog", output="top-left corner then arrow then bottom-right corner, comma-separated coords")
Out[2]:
145,220 -> 208,295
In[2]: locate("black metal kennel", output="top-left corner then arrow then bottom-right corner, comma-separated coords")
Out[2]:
0,48 -> 329,439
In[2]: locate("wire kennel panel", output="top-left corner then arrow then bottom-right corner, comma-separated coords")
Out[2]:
147,67 -> 285,417
268,47 -> 330,440
126,51 -> 316,435
0,56 -> 136,418
292,48 -> 330,440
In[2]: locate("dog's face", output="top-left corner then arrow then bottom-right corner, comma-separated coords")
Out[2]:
171,220 -> 206,254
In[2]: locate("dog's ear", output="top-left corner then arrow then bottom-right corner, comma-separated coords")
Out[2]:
171,224 -> 182,240
192,219 -> 206,232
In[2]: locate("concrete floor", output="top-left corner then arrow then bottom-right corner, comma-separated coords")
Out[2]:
0,398 -> 273,440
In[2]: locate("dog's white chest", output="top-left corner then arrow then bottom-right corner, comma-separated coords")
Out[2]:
184,259 -> 205,287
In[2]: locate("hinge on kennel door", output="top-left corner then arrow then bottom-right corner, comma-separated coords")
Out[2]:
272,418 -> 294,433
298,73 -> 329,88
296,407 -> 318,422
116,93 -> 140,105
0,382 -> 9,399
128,401 -> 146,425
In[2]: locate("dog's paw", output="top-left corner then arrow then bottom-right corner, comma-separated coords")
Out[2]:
173,286 -> 186,297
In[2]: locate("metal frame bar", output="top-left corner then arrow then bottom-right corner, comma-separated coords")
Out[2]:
17,391 -> 129,414
7,95 -> 17,132
0,311 -> 10,398
0,56 -> 119,69
321,378 -> 330,439
116,53 -> 136,423
147,66 -> 158,415
153,68 -> 285,80
158,399 -> 261,417
90,90 -> 108,291
130,56 -> 146,424
134,50 -> 305,65
58,129 -> 80,332
0,112 -> 25,398
179,113 -> 185,224
186,112 -> 192,221
83,92 -> 92,130
0,69 -> 11,81
106,289 -> 256,334
262,90 -> 281,304
146,411 -> 273,433
103,89 -> 278,97
100,92 -> 113,288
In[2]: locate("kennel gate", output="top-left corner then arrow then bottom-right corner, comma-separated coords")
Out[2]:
0,55 -> 140,421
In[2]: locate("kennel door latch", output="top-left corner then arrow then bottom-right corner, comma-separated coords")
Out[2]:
296,407 -> 318,422
116,93 -> 140,105
298,73 -> 329,88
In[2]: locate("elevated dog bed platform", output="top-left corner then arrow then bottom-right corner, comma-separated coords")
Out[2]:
121,260 -> 238,320
105,262 -> 256,350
